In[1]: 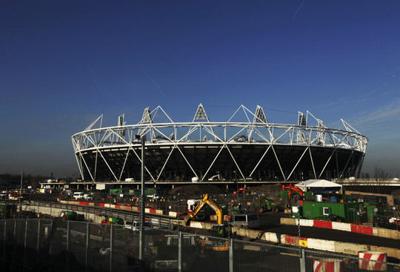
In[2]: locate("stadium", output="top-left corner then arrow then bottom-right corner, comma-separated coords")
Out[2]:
71,104 -> 368,183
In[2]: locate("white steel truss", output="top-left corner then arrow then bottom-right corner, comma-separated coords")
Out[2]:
72,104 -> 368,182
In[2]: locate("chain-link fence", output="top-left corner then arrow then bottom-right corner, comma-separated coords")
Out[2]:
0,218 -> 399,272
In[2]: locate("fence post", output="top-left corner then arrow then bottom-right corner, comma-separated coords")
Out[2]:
109,224 -> 113,272
36,219 -> 41,252
229,238 -> 234,272
13,219 -> 17,240
85,222 -> 89,268
66,220 -> 70,251
139,229 -> 143,260
24,219 -> 28,248
299,248 -> 306,272
3,220 -> 6,239
178,231 -> 182,272
3,220 -> 6,250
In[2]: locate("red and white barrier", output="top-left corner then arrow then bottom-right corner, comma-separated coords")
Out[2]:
307,238 -> 335,252
351,224 -> 373,236
168,211 -> 178,217
358,251 -> 387,271
313,258 -> 343,272
58,200 -> 175,217
284,218 -> 375,237
332,222 -> 351,232
313,220 -> 333,229
280,234 -> 308,247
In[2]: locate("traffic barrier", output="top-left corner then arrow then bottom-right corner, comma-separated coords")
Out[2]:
293,218 -> 314,227
351,224 -> 373,236
189,221 -> 205,229
370,245 -> 400,261
314,220 -> 333,229
155,209 -> 163,215
131,206 -> 139,212
332,222 -> 351,232
307,238 -> 335,252
229,226 -> 278,243
300,218 -> 314,227
281,217 -> 400,241
79,201 -> 89,206
58,199 -> 187,219
199,222 -> 214,230
280,217 -> 296,225
313,258 -> 343,272
24,202 -> 400,260
281,234 -> 308,247
168,211 -> 178,218
232,227 -> 261,240
333,241 -> 369,256
358,251 -> 387,271
375,227 -> 400,240
118,205 -> 131,211
263,232 -> 279,243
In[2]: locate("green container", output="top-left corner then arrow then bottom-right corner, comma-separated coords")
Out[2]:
60,210 -> 78,220
108,217 -> 124,224
366,204 -> 377,223
302,201 -> 346,221
145,188 -> 156,196
301,201 -> 368,223
109,188 -> 123,195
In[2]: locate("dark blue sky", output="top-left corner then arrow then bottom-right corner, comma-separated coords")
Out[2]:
1,1 -> 400,177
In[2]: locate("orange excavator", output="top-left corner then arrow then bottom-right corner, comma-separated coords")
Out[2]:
281,184 -> 304,205
185,194 -> 223,225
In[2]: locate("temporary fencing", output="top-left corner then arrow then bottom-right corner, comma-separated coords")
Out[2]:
0,218 -> 399,272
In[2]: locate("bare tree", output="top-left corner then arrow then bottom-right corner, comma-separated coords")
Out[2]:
374,167 -> 389,181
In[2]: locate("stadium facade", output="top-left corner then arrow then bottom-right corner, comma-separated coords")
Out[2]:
71,104 -> 368,183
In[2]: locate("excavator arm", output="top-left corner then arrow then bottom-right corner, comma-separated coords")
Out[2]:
185,194 -> 223,225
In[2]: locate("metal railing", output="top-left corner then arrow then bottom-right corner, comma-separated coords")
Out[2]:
0,218 -> 399,272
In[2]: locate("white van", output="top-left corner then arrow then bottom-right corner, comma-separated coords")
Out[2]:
124,221 -> 140,231
73,192 -> 84,200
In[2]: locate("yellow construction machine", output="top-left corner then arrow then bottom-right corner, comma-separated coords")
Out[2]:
185,194 -> 223,225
